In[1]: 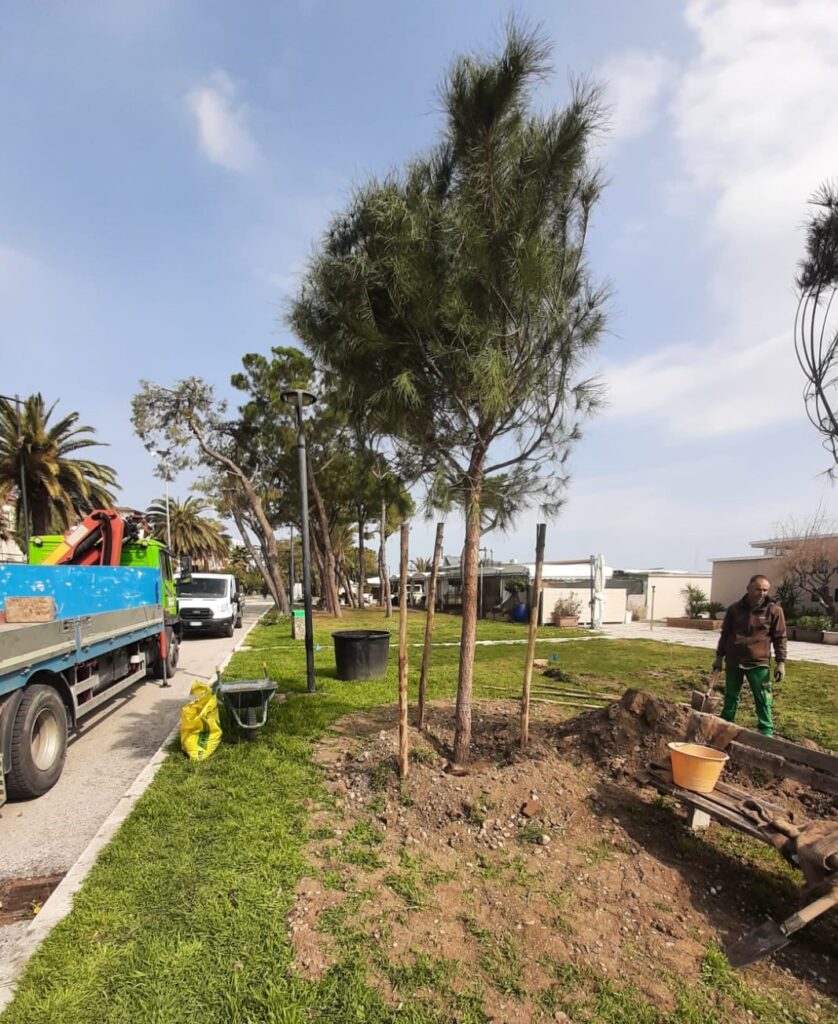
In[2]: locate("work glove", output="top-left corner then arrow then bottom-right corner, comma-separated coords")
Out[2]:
774,662 -> 785,683
711,657 -> 723,674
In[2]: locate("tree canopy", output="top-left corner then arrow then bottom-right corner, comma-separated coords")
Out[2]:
290,23 -> 608,761
0,393 -> 118,537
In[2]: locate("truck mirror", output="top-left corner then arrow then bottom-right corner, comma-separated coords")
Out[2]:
179,555 -> 193,582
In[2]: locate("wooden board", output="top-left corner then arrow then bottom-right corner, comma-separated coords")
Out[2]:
728,742 -> 838,797
3,597 -> 56,623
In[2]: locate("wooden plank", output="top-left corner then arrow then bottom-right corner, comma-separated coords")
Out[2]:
735,730 -> 838,778
689,709 -> 838,778
728,742 -> 838,797
646,772 -> 767,841
3,597 -> 56,623
531,686 -> 618,701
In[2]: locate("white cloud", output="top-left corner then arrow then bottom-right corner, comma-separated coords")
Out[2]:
186,70 -> 260,173
605,0 -> 838,438
599,50 -> 673,142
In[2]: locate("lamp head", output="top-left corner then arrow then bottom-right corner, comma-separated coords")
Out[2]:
280,389 -> 317,409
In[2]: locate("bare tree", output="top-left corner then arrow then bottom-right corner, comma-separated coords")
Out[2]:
777,510 -> 838,622
795,183 -> 838,475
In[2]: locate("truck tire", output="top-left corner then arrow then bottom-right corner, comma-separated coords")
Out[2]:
234,612 -> 243,629
222,620 -> 234,639
6,685 -> 68,799
151,629 -> 179,679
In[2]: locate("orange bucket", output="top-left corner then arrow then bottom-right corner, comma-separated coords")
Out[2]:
667,742 -> 729,793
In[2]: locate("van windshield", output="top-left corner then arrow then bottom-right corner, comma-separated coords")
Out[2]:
177,578 -> 228,598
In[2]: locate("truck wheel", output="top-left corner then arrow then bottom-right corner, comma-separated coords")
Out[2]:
234,613 -> 243,629
151,629 -> 179,679
6,685 -> 68,799
222,620 -> 234,639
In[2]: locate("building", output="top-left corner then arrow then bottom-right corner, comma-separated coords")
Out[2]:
711,535 -> 838,611
0,505 -> 24,564
610,569 -> 714,621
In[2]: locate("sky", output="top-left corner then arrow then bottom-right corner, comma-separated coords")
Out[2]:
1,0 -> 837,574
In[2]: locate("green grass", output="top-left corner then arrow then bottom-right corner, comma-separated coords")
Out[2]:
3,607 -> 836,1023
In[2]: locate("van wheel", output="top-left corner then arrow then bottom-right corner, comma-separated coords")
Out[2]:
7,685 -> 68,799
222,621 -> 234,639
234,613 -> 243,629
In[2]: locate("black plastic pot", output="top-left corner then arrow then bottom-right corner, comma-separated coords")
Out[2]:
332,629 -> 391,680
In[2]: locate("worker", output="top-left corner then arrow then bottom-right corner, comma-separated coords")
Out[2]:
711,574 -> 787,736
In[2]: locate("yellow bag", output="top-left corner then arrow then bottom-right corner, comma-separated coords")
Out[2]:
180,682 -> 222,761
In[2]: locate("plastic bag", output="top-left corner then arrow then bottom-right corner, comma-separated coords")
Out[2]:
180,682 -> 222,761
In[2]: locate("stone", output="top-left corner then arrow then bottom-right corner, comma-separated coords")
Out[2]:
521,800 -> 542,818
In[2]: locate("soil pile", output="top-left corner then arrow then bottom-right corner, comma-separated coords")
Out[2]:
288,696 -> 837,1023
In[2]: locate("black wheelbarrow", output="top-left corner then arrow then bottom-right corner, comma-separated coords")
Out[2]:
215,669 -> 277,742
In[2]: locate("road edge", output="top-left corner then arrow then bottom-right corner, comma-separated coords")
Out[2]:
0,610 -> 268,1013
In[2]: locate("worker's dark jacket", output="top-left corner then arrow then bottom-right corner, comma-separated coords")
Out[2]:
716,595 -> 787,668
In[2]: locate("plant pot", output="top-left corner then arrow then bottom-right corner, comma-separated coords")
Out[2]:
332,630 -> 391,680
553,615 -> 579,628
795,629 -> 823,643
823,631 -> 838,645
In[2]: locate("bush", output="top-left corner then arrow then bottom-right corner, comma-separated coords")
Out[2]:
706,601 -> 725,617
552,594 -> 582,618
795,614 -> 832,632
775,578 -> 798,620
681,585 -> 709,618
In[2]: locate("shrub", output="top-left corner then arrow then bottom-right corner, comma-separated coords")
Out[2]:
706,601 -> 725,617
795,614 -> 832,632
681,584 -> 709,618
552,594 -> 582,618
775,578 -> 798,620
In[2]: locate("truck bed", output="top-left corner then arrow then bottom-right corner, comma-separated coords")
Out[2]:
0,605 -> 165,698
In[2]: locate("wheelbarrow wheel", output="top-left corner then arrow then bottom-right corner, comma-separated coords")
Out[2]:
244,705 -> 258,741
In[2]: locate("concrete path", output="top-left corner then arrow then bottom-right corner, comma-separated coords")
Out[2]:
0,598 -> 271,1011
598,621 -> 838,666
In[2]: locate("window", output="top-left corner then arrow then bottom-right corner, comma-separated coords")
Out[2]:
177,577 -> 228,598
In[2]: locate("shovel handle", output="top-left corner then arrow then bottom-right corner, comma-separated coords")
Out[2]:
782,888 -> 838,937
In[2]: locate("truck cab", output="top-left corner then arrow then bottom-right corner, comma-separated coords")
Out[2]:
176,573 -> 243,638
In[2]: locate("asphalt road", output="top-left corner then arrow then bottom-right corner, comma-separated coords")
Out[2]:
0,598 -> 271,883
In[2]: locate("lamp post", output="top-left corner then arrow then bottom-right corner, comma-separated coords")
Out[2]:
155,449 -> 173,551
1,393 -> 30,557
280,388 -> 317,694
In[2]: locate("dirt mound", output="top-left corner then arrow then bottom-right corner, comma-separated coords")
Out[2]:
555,687 -> 692,776
289,696 -> 837,1023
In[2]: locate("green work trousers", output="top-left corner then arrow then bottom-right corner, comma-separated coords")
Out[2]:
721,664 -> 773,736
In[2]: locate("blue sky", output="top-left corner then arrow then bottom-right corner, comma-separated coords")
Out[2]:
1,0 -> 836,572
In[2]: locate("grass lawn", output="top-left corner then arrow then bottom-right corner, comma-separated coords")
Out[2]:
2,609 -> 836,1023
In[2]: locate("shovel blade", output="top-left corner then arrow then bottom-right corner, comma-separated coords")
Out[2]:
725,919 -> 789,968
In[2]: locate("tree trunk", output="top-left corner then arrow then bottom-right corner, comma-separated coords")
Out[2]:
231,506 -> 287,611
398,523 -> 410,779
380,496 -> 392,618
520,523 -> 546,750
307,453 -> 342,618
453,478 -> 482,765
417,522 -> 444,731
341,562 -> 357,608
358,511 -> 366,610
311,524 -> 326,608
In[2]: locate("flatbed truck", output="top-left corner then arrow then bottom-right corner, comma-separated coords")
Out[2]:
0,516 -> 181,804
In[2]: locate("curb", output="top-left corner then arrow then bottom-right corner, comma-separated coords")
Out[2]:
0,610 -> 267,1013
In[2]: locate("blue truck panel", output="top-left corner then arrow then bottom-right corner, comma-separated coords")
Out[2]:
0,564 -> 161,619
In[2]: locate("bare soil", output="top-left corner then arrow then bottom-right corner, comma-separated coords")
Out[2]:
290,692 -> 838,1022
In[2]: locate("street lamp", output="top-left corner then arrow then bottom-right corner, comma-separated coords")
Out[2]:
155,449 -> 173,551
0,393 -> 30,557
280,388 -> 317,694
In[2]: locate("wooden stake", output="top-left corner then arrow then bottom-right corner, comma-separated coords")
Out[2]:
398,523 -> 410,779
520,523 -> 546,750
417,522 -> 444,731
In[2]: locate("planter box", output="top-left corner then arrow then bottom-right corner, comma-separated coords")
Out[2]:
794,629 -> 823,644
665,617 -> 722,631
552,615 -> 579,628
822,631 -> 838,645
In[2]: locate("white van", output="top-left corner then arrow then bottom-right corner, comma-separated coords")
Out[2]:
176,573 -> 244,638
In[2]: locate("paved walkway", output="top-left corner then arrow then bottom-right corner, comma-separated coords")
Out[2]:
598,621 -> 838,666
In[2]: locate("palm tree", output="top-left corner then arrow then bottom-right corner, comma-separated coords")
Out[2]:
146,496 -> 230,568
0,393 -> 118,537
411,557 -> 431,573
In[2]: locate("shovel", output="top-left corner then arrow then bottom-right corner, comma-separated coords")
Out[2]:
725,882 -> 838,968
691,671 -> 721,714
